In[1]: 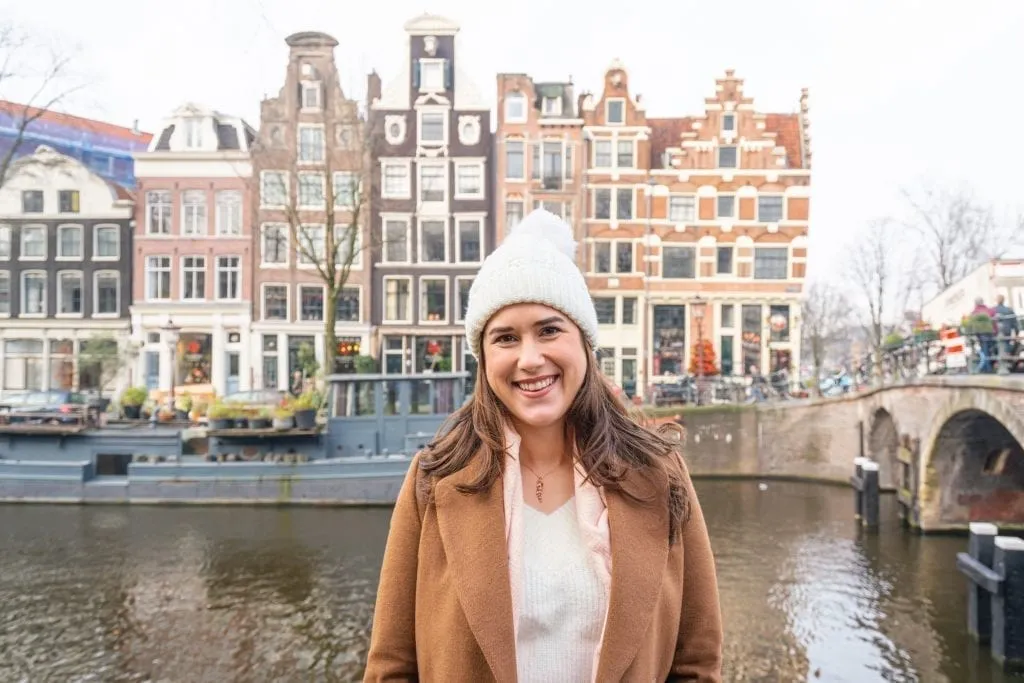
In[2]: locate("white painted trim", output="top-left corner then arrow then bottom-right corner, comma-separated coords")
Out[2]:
213,254 -> 243,302
417,216 -> 449,263
55,269 -> 84,317
296,283 -> 327,323
259,222 -> 289,268
259,170 -> 289,210
454,215 -> 485,264
20,269 -> 47,316
19,223 -> 46,261
296,123 -> 326,165
454,275 -> 474,323
504,92 -> 528,124
144,254 -> 172,301
453,159 -> 485,200
379,213 -> 413,266
417,107 -> 449,148
417,160 -> 449,214
92,223 -> 121,261
380,159 -> 412,200
179,253 -> 208,301
382,274 -> 414,324
54,223 -> 84,261
92,269 -> 120,317
260,281 -> 291,322
418,274 -> 450,324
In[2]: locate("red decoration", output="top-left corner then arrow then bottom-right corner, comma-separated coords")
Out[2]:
688,339 -> 720,376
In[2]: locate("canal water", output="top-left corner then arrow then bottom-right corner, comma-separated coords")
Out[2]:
0,481 -> 1020,683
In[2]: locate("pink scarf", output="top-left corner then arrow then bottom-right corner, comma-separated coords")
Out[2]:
501,426 -> 612,681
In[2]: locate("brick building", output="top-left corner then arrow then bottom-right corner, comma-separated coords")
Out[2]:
251,31 -> 371,390
131,103 -> 256,397
581,65 -> 810,397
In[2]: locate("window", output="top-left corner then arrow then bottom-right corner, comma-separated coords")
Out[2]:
147,190 -> 172,234
263,285 -> 288,320
420,60 -> 445,90
333,171 -> 357,207
215,190 -> 242,235
456,278 -> 472,321
297,225 -> 325,265
21,190 -> 43,213
59,190 -> 80,213
593,188 -> 632,220
663,246 -> 696,279
594,297 -> 615,324
382,219 -> 409,262
298,126 -> 324,162
606,99 -> 625,124
384,277 -> 411,322
592,241 -> 633,274
336,287 -> 360,322
145,256 -> 171,299
20,225 -> 45,259
718,146 -> 737,168
716,246 -> 733,275
57,271 -> 83,315
621,297 -> 637,325
616,242 -> 634,272
616,188 -> 633,220
533,200 -> 571,223
261,172 -> 287,206
57,225 -> 83,259
720,304 -> 734,328
542,96 -> 561,116
181,190 -> 207,236
0,271 -> 9,314
382,163 -> 410,198
0,225 -> 9,259
420,278 -> 448,322
505,93 -> 527,122
94,225 -> 119,259
420,220 -> 446,262
538,140 -> 566,189
717,195 -> 735,219
181,256 -> 206,300
216,256 -> 241,300
184,118 -> 203,148
457,219 -> 482,262
419,165 -> 445,203
261,224 -> 288,265
722,113 -> 736,133
299,286 -> 324,321
505,140 -> 525,179
594,189 -> 611,219
298,172 -> 325,207
720,336 -> 734,375
94,271 -> 119,315
669,195 -> 696,222
262,334 -> 279,387
333,225 -> 361,267
616,140 -> 634,168
419,112 -> 445,143
754,247 -> 788,280
758,196 -> 784,222
505,199 -> 524,229
455,163 -> 483,198
594,140 -> 612,167
21,271 -> 46,315
770,305 -> 791,342
301,81 -> 321,109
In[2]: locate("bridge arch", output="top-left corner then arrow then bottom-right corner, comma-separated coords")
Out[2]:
919,392 -> 1024,529
867,408 -> 900,491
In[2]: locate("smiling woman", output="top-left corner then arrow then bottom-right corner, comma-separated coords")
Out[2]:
364,209 -> 723,683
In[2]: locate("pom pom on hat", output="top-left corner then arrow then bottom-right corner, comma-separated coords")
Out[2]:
463,209 -> 598,359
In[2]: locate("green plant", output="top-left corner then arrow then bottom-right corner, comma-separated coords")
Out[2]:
289,391 -> 317,411
175,395 -> 193,412
207,400 -> 233,420
120,386 -> 148,407
353,355 -> 378,373
273,407 -> 294,419
883,332 -> 906,350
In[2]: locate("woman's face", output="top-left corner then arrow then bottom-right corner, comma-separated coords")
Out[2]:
482,303 -> 588,431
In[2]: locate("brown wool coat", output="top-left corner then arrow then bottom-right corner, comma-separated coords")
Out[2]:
363,450 -> 723,683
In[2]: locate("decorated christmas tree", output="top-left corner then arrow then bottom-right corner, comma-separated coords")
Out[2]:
688,339 -> 720,376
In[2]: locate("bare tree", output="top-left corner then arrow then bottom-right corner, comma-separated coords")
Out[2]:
800,280 -> 853,391
0,21 -> 82,189
901,181 -> 1018,295
76,332 -> 138,398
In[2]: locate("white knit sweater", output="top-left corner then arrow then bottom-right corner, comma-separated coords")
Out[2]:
515,497 -> 608,683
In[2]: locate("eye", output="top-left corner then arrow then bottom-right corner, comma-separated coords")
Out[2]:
539,325 -> 563,337
493,333 -> 517,345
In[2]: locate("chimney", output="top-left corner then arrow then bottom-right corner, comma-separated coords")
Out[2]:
132,119 -> 140,135
366,70 -> 382,109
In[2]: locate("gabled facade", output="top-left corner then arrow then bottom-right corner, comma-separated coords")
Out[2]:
0,144 -> 134,395
494,73 -> 586,242
368,14 -> 493,382
582,66 -> 811,398
130,103 -> 256,397
251,32 -> 371,389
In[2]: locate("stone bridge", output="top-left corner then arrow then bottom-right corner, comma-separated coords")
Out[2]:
678,375 -> 1024,532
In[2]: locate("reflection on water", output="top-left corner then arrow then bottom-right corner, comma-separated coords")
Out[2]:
0,482 -> 1022,682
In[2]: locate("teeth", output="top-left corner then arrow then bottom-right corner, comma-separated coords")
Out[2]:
518,377 -> 555,392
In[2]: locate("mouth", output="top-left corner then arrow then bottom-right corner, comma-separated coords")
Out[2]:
513,375 -> 559,395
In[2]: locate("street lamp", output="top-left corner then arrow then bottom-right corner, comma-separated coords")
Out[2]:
641,178 -> 669,401
692,295 -> 707,405
161,317 -> 181,412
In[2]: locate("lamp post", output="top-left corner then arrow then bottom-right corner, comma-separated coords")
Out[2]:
693,295 -> 707,405
641,178 -> 669,402
161,317 -> 181,413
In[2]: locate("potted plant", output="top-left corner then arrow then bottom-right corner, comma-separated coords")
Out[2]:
289,392 -> 318,429
190,400 -> 208,423
174,394 -> 193,421
249,408 -> 272,430
207,400 -> 234,431
272,406 -> 295,430
120,386 -> 147,419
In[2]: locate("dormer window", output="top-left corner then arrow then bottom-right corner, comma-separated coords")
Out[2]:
184,118 -> 203,148
542,97 -> 562,117
722,113 -> 736,134
419,59 -> 445,92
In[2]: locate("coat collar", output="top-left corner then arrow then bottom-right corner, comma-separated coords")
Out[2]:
433,449 -> 671,683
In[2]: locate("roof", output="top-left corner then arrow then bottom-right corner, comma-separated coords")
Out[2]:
764,113 -> 803,169
648,117 -> 694,163
0,100 -> 152,145
285,31 -> 338,49
403,13 -> 459,35
104,179 -> 134,202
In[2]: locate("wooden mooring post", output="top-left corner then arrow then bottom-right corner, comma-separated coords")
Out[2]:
956,523 -> 1024,671
850,457 -> 879,529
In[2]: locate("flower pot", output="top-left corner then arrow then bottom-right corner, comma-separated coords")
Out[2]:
209,418 -> 233,430
293,408 -> 316,430
123,405 -> 141,420
234,418 -> 249,429
174,410 -> 189,421
273,416 -> 295,430
249,418 -> 271,430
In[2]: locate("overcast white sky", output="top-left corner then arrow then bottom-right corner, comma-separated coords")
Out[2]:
3,0 -> 1023,285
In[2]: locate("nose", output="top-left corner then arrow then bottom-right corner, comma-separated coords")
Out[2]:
517,337 -> 545,372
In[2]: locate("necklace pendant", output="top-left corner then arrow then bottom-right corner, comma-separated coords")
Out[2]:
535,478 -> 544,503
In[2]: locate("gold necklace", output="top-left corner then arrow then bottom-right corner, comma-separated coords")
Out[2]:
520,457 -> 566,503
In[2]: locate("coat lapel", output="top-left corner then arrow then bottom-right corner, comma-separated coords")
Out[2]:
595,470 -> 671,682
434,458 -> 517,683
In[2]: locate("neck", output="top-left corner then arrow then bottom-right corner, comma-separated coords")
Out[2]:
516,420 -> 569,470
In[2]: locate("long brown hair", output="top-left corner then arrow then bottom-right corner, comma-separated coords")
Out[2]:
419,340 -> 691,543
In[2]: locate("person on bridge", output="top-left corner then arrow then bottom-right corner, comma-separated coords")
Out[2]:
364,209 -> 723,683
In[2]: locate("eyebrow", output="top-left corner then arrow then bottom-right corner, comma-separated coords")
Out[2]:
487,315 -> 566,338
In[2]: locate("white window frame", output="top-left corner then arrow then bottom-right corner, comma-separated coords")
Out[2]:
298,124 -> 325,163
419,58 -> 445,92
56,224 -> 83,260
300,80 -> 322,111
0,224 -> 10,260
334,285 -> 363,323
716,194 -> 736,220
380,215 -> 411,265
455,217 -> 484,264
382,275 -> 413,324
181,189 -> 208,236
332,224 -> 363,269
615,138 -> 636,169
180,255 -> 206,301
145,255 -> 172,301
297,171 -> 326,209
20,270 -> 46,316
215,190 -> 243,236
92,223 -> 120,261
718,145 -> 738,169
418,218 -> 449,264
332,171 -> 358,208
261,282 -> 290,321
93,270 -> 120,317
297,224 -> 325,267
454,160 -> 485,200
418,162 -> 447,207
146,190 -> 172,235
19,224 -> 46,261
417,109 -> 448,146
504,93 -> 527,123
260,171 -> 289,208
590,239 -> 636,275
216,255 -> 242,301
541,96 -> 562,117
605,98 -> 626,125
56,269 -> 84,317
454,275 -> 474,323
722,113 -> 737,136
418,276 -> 449,325
297,283 -> 326,322
757,195 -> 786,223
260,223 -> 289,267
504,138 -> 526,180
184,118 -> 203,148
668,195 -> 697,223
0,270 -> 10,316
381,160 -> 411,199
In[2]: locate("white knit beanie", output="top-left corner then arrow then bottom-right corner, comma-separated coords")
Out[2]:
464,208 -> 599,358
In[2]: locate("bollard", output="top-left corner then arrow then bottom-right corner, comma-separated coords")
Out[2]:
861,461 -> 880,529
992,536 -> 1024,669
966,522 -> 999,643
853,457 -> 867,520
